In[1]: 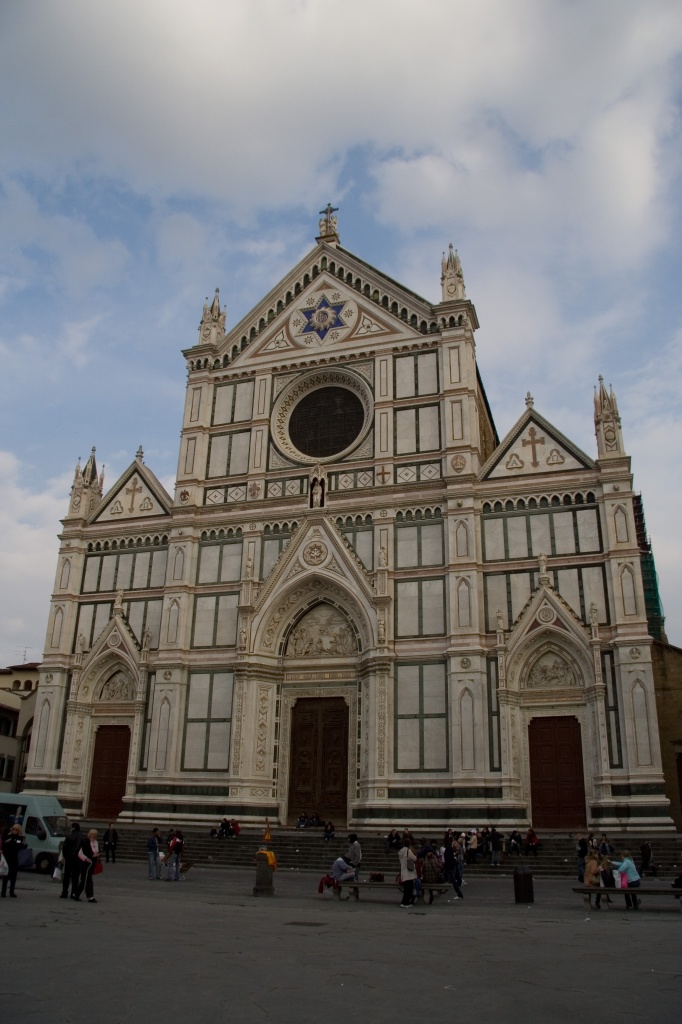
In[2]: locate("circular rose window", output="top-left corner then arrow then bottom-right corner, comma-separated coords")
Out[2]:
271,369 -> 373,464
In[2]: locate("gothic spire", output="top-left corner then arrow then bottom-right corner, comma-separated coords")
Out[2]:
82,446 -> 98,485
441,243 -> 466,301
594,375 -> 625,457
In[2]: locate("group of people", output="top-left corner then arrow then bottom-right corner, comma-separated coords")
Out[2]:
58,823 -> 101,903
580,844 -> 642,909
385,825 -> 539,864
296,812 -> 324,829
147,827 -> 187,880
209,818 -> 241,840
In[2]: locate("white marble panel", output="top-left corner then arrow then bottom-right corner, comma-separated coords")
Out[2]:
581,567 -> 607,622
421,523 -> 443,565
396,527 -> 418,568
213,384 -> 234,425
145,600 -> 163,646
198,546 -> 220,584
418,352 -> 438,395
396,718 -> 420,770
211,673 -> 234,718
207,721 -> 230,770
510,573 -> 531,622
82,557 -> 100,593
485,576 -> 508,631
484,519 -> 505,560
117,554 -> 133,589
460,690 -> 475,770
395,356 -> 415,399
422,579 -> 445,633
396,665 -> 420,714
576,508 -> 600,552
418,406 -> 440,450
423,718 -> 447,769
208,434 -> 230,476
395,409 -> 416,454
507,517 -> 528,559
93,602 -> 111,640
193,596 -> 216,646
184,722 -> 207,769
233,380 -> 254,422
220,542 -> 243,582
423,664 -> 446,713
216,594 -> 239,645
557,568 -> 581,617
99,555 -> 116,591
150,550 -> 167,587
553,512 -> 576,554
133,552 -> 150,588
530,514 -> 551,556
396,581 -> 419,636
229,432 -> 250,475
188,674 -> 210,717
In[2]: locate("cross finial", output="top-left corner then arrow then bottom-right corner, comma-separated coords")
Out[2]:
318,203 -> 339,240
136,446 -> 144,463
525,391 -> 534,409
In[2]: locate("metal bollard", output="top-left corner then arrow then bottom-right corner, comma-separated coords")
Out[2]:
513,863 -> 534,903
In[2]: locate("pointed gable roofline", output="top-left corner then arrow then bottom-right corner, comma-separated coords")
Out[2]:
479,404 -> 594,481
88,455 -> 173,524
185,238 -> 481,371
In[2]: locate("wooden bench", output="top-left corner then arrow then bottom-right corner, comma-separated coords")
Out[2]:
572,886 -> 682,910
335,880 -> 451,904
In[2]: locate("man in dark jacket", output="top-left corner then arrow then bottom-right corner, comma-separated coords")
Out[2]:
103,823 -> 118,863
1,823 -> 27,897
60,823 -> 82,899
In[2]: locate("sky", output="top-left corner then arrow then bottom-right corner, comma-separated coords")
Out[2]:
0,0 -> 681,665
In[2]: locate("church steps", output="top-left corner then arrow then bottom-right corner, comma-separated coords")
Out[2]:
84,825 -> 682,878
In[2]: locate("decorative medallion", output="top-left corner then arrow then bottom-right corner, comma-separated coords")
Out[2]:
180,489 -> 190,503
107,631 -> 122,648
303,541 -> 328,566
451,454 -> 466,473
629,647 -> 641,660
538,606 -> 556,624
460,657 -> 471,669
288,291 -> 357,347
163,670 -> 172,681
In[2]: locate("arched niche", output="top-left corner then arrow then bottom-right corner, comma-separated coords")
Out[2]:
282,601 -> 360,658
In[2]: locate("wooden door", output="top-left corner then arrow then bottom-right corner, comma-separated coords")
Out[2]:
288,698 -> 349,822
528,716 -> 586,829
87,726 -> 130,819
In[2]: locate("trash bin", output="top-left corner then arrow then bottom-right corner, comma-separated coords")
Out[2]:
253,849 -> 275,896
514,863 -> 534,903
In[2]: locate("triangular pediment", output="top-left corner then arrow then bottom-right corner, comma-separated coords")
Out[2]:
207,241 -> 435,370
91,460 -> 172,524
480,408 -> 594,480
506,581 -> 590,655
254,513 -> 375,616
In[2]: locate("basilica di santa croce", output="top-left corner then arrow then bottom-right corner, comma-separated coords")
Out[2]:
24,208 -> 674,832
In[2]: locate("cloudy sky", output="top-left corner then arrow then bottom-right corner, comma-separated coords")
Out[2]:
1,0 -> 681,665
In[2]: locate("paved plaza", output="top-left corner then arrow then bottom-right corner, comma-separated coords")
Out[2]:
4,863 -> 681,1023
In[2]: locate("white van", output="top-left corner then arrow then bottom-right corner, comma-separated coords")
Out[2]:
0,793 -> 71,873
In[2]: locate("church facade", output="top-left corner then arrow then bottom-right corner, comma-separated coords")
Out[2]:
25,210 -> 673,830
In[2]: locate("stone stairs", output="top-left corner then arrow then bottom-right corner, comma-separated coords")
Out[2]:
83,824 -> 682,878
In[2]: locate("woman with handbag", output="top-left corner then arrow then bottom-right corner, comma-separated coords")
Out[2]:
611,850 -> 641,909
398,836 -> 417,908
74,828 -> 101,903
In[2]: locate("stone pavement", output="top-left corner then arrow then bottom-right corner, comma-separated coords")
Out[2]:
3,864 -> 680,1024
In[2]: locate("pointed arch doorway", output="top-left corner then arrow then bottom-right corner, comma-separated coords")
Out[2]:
528,716 -> 586,829
288,698 -> 349,823
87,725 -> 131,819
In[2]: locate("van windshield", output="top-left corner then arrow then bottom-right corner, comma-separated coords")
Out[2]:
43,816 -> 71,837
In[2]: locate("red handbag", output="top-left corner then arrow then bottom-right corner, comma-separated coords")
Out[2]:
93,860 -> 104,875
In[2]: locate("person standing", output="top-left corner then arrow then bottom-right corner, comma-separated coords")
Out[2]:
147,828 -> 162,879
639,840 -> 654,878
166,829 -> 184,881
1,823 -> 27,898
490,828 -> 503,866
74,829 -> 100,903
612,851 -> 641,909
398,836 -> 417,908
60,822 -> 82,899
442,837 -> 464,900
103,823 -> 118,863
346,833 -> 362,880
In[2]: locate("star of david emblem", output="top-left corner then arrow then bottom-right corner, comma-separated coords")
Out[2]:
298,295 -> 346,341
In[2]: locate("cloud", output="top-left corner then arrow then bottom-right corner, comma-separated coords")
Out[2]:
0,452 -> 69,666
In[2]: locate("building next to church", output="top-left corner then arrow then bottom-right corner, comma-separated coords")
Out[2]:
24,208 -> 674,831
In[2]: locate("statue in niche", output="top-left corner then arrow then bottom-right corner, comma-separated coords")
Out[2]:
378,546 -> 388,567
245,557 -> 254,579
142,627 -> 152,651
378,617 -> 386,645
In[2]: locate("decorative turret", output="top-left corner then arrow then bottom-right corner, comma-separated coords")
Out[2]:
594,376 -> 625,457
316,203 -> 339,244
198,287 -> 227,347
67,446 -> 103,517
441,243 -> 466,302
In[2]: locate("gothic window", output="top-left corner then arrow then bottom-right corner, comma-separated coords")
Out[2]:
394,351 -> 439,399
197,538 -> 243,584
50,608 -> 63,648
207,431 -> 251,478
482,505 -> 601,562
289,387 -> 364,458
167,601 -> 179,644
395,517 -> 443,568
620,565 -> 637,615
261,526 -> 292,579
456,578 -> 471,627
81,547 -> 168,593
212,380 -> 254,425
337,516 -> 373,569
614,506 -> 629,543
182,671 -> 234,771
395,578 -> 445,637
59,559 -> 71,590
191,593 -> 239,647
455,521 -> 469,558
172,548 -> 184,580
189,387 -> 202,422
395,662 -> 448,771
395,404 -> 440,455
154,699 -> 171,771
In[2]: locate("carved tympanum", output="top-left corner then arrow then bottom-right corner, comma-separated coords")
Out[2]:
97,671 -> 136,702
525,651 -> 578,689
285,604 -> 357,658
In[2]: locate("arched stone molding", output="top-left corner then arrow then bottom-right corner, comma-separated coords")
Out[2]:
506,629 -> 594,695
276,684 -> 358,821
253,574 -> 374,655
74,647 -> 143,704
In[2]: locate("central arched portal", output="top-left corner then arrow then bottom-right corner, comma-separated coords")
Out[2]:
528,716 -> 586,829
288,697 -> 349,824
